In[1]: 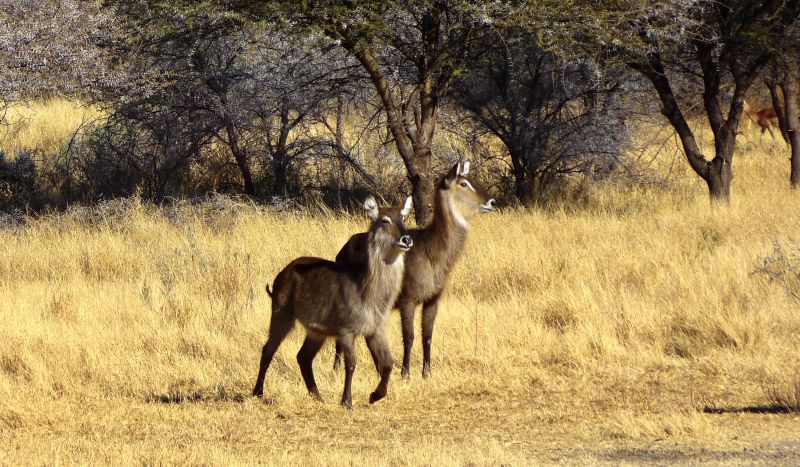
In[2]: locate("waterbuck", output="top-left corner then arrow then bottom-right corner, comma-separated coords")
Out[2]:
252,196 -> 413,408
334,161 -> 496,379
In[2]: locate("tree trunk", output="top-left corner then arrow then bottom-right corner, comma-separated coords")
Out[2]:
508,145 -> 531,204
632,59 -> 715,198
405,147 -> 432,225
766,81 -> 791,143
273,158 -> 288,196
347,45 -> 435,225
705,123 -> 739,201
208,71 -> 256,198
513,165 -> 530,205
224,120 -> 256,197
272,102 -> 292,197
780,78 -> 800,187
705,156 -> 731,199
334,94 -> 348,199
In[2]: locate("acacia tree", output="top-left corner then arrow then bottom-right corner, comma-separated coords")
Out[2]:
308,1 -> 484,223
627,2 -> 793,200
249,0 -> 487,224
242,37 -> 365,198
98,2 -> 355,199
108,3 -> 294,197
0,0 -> 118,207
531,0 -> 800,201
632,1 -> 800,200
0,0 -> 115,102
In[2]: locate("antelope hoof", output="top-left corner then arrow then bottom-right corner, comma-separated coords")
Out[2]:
309,389 -> 324,403
369,390 -> 386,404
340,398 -> 353,410
401,368 -> 411,380
252,386 -> 264,398
422,365 -> 431,380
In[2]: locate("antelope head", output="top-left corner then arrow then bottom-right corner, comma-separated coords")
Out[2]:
440,161 -> 496,226
365,196 -> 413,263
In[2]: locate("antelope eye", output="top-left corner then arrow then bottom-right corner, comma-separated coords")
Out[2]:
460,181 -> 468,187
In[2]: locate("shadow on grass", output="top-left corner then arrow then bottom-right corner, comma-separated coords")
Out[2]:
702,405 -> 793,414
147,389 -> 249,404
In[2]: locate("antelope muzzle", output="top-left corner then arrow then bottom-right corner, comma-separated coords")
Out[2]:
480,198 -> 497,213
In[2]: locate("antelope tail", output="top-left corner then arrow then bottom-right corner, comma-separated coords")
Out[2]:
265,284 -> 273,298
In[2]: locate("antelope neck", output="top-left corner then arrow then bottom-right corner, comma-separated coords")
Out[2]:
425,188 -> 469,265
361,232 -> 405,304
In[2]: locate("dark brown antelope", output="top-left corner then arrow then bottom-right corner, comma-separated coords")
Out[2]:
743,99 -> 780,140
252,196 -> 413,409
334,161 -> 496,379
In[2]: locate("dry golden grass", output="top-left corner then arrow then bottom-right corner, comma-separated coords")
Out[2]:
0,99 -> 102,157
1,107 -> 800,463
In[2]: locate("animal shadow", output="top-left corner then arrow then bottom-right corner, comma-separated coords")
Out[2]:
702,404 -> 792,414
148,387 -> 248,405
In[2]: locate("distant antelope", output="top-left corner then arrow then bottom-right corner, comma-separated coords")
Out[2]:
743,99 -> 780,140
335,161 -> 496,379
252,196 -> 413,408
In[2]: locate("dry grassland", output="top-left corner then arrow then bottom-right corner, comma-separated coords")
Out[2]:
1,103 -> 800,464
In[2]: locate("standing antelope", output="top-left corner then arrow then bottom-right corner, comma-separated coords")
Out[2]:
252,196 -> 413,409
743,99 -> 780,140
334,161 -> 496,379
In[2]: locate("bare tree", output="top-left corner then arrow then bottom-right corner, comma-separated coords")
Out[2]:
451,27 -> 628,204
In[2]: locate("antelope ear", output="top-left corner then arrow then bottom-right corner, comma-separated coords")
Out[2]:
458,160 -> 470,176
400,196 -> 412,219
444,162 -> 460,186
364,196 -> 379,220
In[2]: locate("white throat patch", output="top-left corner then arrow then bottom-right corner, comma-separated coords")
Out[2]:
446,192 -> 469,229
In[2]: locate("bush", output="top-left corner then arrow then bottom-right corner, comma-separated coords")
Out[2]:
0,150 -> 37,210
